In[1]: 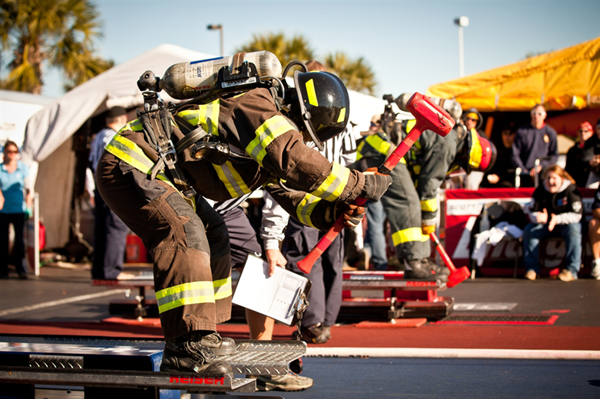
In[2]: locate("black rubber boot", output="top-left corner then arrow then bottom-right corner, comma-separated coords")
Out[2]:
160,331 -> 234,374
196,331 -> 237,355
403,259 -> 438,281
421,258 -> 449,283
292,323 -> 330,344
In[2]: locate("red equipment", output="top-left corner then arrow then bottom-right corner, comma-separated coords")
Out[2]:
429,232 -> 470,287
297,92 -> 455,274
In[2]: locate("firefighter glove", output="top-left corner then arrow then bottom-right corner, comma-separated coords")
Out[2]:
336,203 -> 366,230
421,223 -> 436,236
361,168 -> 392,202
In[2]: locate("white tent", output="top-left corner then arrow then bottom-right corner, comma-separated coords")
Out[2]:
22,44 -> 214,249
22,44 -> 390,249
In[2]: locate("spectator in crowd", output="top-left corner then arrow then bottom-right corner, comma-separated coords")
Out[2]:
523,165 -> 583,282
88,107 -> 132,280
462,108 -> 484,135
480,129 -> 516,188
0,141 -> 33,279
587,185 -> 600,280
565,121 -> 595,187
511,104 -> 558,187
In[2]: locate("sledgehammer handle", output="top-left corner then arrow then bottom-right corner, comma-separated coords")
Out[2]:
429,232 -> 457,273
297,127 -> 423,274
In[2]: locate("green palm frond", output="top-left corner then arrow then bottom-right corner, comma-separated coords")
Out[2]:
236,32 -> 315,67
2,0 -> 108,94
326,52 -> 376,95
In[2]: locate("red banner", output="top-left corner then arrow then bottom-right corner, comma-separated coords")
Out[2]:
444,188 -> 596,269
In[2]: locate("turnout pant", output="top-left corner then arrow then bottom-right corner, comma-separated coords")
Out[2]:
283,219 -> 344,328
380,163 -> 431,262
96,154 -> 232,340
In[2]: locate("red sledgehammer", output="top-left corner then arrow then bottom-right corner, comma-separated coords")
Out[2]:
297,92 -> 455,274
429,232 -> 470,287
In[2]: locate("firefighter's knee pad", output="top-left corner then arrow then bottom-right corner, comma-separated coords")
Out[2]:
165,192 -> 209,252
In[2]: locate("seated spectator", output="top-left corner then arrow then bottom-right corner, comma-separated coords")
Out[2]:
522,165 -> 583,282
480,129 -> 516,188
565,121 -> 595,187
587,185 -> 600,280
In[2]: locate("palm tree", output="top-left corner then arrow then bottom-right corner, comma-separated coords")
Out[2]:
236,32 -> 315,68
0,0 -> 110,94
325,52 -> 376,95
237,32 -> 376,95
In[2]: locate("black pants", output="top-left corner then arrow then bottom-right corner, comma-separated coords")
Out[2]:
92,189 -> 129,279
283,219 -> 344,328
218,205 -> 263,269
0,213 -> 27,276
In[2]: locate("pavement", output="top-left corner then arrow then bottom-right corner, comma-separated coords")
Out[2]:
1,262 -> 600,398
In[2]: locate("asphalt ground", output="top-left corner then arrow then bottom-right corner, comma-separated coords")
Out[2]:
1,264 -> 600,398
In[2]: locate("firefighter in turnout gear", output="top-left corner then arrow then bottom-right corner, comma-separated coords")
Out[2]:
95,55 -> 392,375
354,93 -> 496,281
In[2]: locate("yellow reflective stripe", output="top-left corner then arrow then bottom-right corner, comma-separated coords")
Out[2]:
406,119 -> 417,133
105,135 -> 173,186
214,276 -> 232,300
296,194 -> 321,228
246,115 -> 294,166
310,162 -> 350,201
106,134 -> 154,171
468,129 -> 483,169
356,141 -> 365,161
392,228 -> 430,246
413,164 -> 421,174
420,198 -> 438,212
177,100 -> 220,135
365,134 -> 391,156
120,119 -> 144,133
155,281 -> 215,313
213,161 -> 251,197
337,107 -> 346,123
306,79 -> 318,106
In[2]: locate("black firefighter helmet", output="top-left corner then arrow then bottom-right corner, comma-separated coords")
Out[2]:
287,71 -> 350,151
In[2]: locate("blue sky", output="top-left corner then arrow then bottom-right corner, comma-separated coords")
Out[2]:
37,0 -> 600,100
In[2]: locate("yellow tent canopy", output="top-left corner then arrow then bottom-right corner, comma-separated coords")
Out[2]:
426,36 -> 600,112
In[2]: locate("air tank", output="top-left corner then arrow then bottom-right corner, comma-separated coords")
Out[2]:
161,51 -> 282,99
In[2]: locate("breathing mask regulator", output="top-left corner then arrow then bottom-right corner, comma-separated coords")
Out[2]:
381,94 -> 402,145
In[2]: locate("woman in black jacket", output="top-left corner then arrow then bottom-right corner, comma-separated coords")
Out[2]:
522,165 -> 583,281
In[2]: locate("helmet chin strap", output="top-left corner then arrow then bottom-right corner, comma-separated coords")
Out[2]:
301,110 -> 324,151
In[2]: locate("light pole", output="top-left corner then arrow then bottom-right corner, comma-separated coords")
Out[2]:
207,24 -> 224,56
454,16 -> 469,77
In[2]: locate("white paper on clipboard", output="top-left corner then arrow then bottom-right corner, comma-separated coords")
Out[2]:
232,255 -> 310,326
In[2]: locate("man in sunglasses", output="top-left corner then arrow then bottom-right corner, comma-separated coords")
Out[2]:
511,104 -> 558,187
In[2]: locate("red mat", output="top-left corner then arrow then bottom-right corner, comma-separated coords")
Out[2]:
1,319 -> 599,351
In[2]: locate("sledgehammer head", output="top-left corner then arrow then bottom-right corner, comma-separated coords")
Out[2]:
406,92 -> 455,137
447,266 -> 471,288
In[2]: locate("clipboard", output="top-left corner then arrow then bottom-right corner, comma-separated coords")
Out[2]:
232,255 -> 311,326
